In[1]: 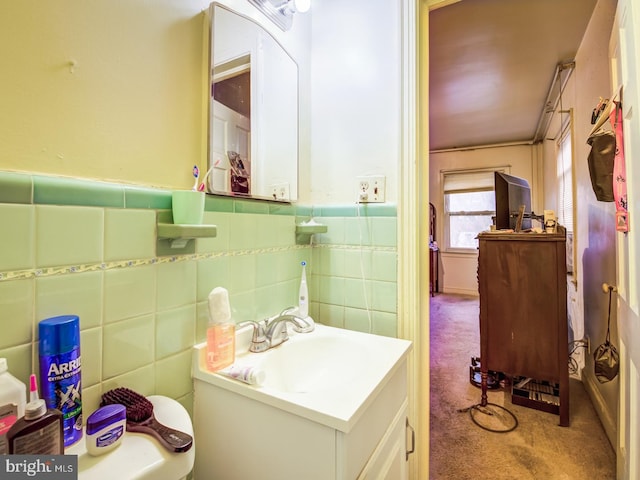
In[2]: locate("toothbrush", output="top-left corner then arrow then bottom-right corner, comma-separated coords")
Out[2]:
299,261 -> 309,318
198,166 -> 213,192
192,165 -> 199,191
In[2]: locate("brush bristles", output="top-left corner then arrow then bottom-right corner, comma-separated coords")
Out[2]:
100,387 -> 154,423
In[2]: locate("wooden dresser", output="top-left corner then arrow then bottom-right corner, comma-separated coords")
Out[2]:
429,245 -> 439,296
477,230 -> 569,426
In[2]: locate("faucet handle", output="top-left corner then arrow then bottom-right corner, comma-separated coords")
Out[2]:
237,321 -> 269,352
292,316 -> 314,333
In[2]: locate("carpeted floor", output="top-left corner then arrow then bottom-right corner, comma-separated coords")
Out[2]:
429,293 -> 616,479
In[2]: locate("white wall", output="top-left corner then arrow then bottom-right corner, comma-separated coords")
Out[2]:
542,0 -> 618,445
307,0 -> 401,205
429,144 -> 538,295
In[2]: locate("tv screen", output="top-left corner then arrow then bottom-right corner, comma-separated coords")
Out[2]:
494,172 -> 532,230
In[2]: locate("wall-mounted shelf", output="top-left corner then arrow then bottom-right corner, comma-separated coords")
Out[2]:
157,223 -> 217,248
296,221 -> 327,244
155,210 -> 217,253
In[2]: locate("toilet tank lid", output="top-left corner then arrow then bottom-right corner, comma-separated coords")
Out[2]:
68,395 -> 195,480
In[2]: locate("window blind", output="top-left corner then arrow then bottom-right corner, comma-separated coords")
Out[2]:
443,170 -> 497,194
557,127 -> 573,233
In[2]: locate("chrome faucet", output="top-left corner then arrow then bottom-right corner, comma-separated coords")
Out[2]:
238,307 -> 314,353
237,320 -> 269,353
265,309 -> 315,348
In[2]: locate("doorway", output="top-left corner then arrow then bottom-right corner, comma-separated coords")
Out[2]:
423,0 -> 622,476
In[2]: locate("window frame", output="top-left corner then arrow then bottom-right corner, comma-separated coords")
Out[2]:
441,167 -> 508,254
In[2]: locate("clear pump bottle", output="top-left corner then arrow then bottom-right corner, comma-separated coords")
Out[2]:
206,287 -> 236,372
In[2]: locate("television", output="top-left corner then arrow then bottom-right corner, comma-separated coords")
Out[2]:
494,172 -> 532,230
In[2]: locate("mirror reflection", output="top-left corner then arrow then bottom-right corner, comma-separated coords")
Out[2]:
208,3 -> 299,201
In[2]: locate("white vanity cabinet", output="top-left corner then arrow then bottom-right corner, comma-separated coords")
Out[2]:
191,326 -> 412,480
193,359 -> 409,480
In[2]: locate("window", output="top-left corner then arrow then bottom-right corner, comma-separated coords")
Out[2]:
443,170 -> 498,251
557,124 -> 573,233
556,116 -> 575,275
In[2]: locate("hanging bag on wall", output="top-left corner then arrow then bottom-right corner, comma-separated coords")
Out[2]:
593,285 -> 619,383
610,100 -> 629,232
586,130 -> 616,202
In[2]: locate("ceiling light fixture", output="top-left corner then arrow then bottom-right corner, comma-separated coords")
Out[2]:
247,0 -> 311,31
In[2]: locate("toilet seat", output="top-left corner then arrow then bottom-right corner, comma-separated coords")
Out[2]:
67,395 -> 194,480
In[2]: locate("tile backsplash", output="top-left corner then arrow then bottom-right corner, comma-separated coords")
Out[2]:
0,172 -> 397,420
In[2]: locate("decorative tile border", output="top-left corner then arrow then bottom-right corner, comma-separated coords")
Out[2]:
0,243 -> 396,283
0,245 -> 310,282
313,243 -> 397,252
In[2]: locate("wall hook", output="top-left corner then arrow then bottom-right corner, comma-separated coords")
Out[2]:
601,283 -> 617,293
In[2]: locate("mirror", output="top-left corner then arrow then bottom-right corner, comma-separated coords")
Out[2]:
208,3 -> 299,202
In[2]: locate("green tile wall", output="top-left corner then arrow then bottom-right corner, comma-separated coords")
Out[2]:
310,214 -> 398,335
0,171 -> 397,421
0,205 -> 34,270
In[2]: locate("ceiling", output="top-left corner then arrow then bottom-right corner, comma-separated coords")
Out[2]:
428,0 -> 598,151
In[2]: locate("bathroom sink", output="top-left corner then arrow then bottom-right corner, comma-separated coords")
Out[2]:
192,323 -> 412,432
251,329 -> 373,393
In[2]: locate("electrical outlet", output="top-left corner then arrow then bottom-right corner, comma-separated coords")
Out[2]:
270,183 -> 290,201
356,175 -> 386,203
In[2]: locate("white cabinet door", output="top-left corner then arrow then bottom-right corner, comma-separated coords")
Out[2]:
357,400 -> 409,480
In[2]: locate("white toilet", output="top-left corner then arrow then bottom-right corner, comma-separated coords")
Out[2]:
67,395 -> 195,480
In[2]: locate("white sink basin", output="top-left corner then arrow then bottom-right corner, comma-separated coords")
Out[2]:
192,323 -> 412,432
258,328 -> 373,393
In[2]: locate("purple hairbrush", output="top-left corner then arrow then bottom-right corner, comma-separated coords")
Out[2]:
100,387 -> 193,453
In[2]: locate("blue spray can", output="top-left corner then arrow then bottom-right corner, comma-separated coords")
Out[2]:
39,315 -> 82,447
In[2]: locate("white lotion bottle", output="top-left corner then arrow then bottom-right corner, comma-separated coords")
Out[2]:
299,261 -> 309,318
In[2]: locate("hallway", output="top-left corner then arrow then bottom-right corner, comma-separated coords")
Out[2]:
429,293 -> 615,479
